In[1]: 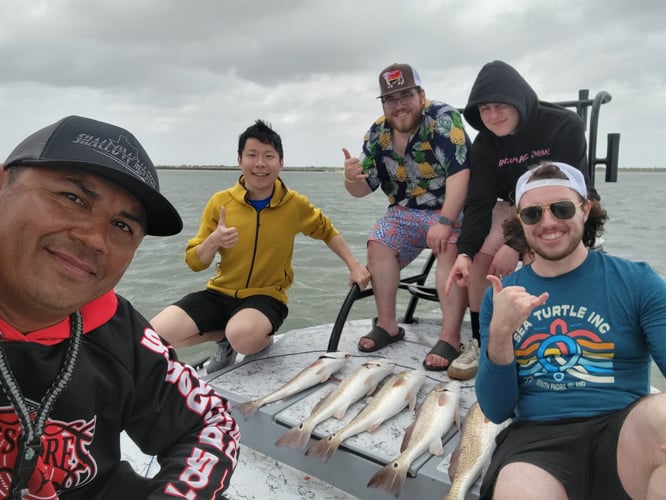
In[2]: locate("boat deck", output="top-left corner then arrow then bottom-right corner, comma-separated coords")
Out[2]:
206,317 -> 480,500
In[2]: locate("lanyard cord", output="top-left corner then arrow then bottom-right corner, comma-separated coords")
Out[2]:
0,311 -> 83,499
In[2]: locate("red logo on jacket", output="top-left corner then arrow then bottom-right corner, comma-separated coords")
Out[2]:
0,408 -> 97,497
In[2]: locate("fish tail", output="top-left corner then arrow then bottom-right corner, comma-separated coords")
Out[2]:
305,434 -> 341,463
236,400 -> 262,419
274,422 -> 313,450
366,461 -> 407,497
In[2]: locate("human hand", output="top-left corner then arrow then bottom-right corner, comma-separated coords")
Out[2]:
426,222 -> 453,257
488,245 -> 520,279
349,262 -> 371,290
487,275 -> 548,339
445,254 -> 472,295
342,148 -> 368,183
214,206 -> 239,248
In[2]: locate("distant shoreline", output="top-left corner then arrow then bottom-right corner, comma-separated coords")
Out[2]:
157,165 -> 666,172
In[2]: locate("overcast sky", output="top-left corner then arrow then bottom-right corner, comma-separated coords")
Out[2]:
0,0 -> 663,168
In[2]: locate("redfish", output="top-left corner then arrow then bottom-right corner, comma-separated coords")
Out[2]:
305,369 -> 426,463
445,401 -> 510,500
367,380 -> 461,497
236,351 -> 350,419
275,358 -> 396,451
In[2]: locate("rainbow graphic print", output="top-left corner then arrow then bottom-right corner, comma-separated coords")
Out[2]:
516,318 -> 615,384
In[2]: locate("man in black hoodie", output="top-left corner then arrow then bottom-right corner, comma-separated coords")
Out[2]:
445,60 -> 596,381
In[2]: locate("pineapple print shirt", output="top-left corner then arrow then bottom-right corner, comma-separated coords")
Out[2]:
359,100 -> 471,209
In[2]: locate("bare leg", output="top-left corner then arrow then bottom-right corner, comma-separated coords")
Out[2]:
423,243 -> 468,369
469,252 -> 493,313
493,462 -> 568,500
617,393 -> 666,499
358,240 -> 401,350
150,305 -> 224,347
224,308 -> 273,355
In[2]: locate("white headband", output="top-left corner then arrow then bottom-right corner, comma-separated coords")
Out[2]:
515,162 -> 588,206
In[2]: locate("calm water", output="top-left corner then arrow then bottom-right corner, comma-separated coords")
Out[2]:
116,169 -> 666,388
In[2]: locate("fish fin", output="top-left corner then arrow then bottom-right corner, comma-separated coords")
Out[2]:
365,376 -> 381,396
334,404 -> 349,420
406,392 -> 418,413
274,422 -> 312,451
392,377 -> 405,388
429,438 -> 444,456
367,461 -> 407,497
400,421 -> 415,452
236,399 -> 262,419
316,365 -> 333,382
310,391 -> 330,414
367,418 -> 384,433
305,434 -> 340,463
437,392 -> 450,407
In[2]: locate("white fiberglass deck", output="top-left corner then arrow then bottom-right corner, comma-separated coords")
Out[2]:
206,318 -> 480,500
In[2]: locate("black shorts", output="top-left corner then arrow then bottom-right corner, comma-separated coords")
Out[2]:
174,289 -> 288,335
480,403 -> 638,500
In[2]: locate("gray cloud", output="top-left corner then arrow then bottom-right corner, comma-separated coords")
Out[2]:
0,0 -> 663,168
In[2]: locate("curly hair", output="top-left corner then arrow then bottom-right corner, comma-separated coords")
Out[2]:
503,163 -> 608,255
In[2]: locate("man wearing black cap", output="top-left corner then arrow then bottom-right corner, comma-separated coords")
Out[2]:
0,116 -> 239,498
343,63 -> 473,372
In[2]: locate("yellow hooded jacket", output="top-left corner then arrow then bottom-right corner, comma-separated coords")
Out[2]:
185,177 -> 340,305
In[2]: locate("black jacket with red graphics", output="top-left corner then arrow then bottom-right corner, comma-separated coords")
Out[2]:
0,291 -> 239,499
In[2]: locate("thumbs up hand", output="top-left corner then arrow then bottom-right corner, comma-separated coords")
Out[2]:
214,206 -> 239,248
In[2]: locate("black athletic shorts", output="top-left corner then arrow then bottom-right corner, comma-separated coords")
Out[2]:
174,289 -> 288,335
479,403 -> 638,500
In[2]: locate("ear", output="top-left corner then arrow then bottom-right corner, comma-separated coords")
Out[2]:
582,199 -> 592,222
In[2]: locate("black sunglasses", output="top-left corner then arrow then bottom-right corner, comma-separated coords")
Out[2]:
518,200 -> 584,225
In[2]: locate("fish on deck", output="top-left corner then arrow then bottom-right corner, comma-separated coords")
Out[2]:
305,369 -> 427,463
444,401 -> 510,500
236,351 -> 350,419
367,380 -> 461,497
275,358 -> 397,451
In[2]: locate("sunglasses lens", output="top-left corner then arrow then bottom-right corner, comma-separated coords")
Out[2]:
550,201 -> 576,220
519,201 -> 579,225
519,206 -> 543,225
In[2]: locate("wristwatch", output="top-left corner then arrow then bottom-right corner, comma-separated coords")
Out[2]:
438,215 -> 455,227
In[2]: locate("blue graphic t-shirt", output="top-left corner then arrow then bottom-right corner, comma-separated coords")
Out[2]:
476,250 -> 666,423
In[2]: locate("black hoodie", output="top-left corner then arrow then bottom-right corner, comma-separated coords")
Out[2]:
458,60 -> 595,257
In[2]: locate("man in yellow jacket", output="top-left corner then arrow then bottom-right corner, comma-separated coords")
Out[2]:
152,120 -> 370,373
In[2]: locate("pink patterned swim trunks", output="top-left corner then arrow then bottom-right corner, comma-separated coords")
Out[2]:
369,205 -> 462,268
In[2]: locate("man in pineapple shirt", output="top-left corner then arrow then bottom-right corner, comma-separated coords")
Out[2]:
342,63 -> 472,372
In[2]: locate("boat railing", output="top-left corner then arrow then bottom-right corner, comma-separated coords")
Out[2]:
327,89 -> 620,352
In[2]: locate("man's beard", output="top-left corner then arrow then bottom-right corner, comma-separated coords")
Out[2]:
527,225 -> 584,262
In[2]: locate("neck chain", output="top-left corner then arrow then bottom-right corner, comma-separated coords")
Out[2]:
0,311 -> 83,499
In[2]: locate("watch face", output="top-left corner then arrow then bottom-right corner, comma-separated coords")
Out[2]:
439,216 -> 454,226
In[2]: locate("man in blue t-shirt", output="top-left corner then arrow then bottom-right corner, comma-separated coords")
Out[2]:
476,162 -> 666,499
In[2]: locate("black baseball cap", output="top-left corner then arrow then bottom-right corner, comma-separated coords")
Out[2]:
3,115 -> 182,236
